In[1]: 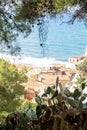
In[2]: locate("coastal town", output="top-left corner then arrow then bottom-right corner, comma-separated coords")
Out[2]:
17,48 -> 87,101
1,1 -> 87,129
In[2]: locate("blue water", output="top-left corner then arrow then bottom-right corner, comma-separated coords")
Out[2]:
0,15 -> 87,66
15,14 -> 87,63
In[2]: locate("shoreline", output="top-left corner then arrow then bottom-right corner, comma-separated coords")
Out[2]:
0,53 -> 76,69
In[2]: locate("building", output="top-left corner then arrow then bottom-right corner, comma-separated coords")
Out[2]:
68,55 -> 85,65
69,46 -> 87,65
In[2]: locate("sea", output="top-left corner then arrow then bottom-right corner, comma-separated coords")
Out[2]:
0,13 -> 87,67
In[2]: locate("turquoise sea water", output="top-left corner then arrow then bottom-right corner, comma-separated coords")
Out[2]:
0,14 -> 87,66
17,15 -> 87,61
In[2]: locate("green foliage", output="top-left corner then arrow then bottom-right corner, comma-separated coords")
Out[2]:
54,0 -> 76,13
27,77 -> 87,130
0,59 -> 28,113
35,77 -> 87,112
77,58 -> 87,75
53,117 -> 58,130
1,76 -> 87,129
15,0 -> 55,21
76,58 -> 87,94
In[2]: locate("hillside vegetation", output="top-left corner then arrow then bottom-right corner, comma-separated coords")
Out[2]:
0,58 -> 87,130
